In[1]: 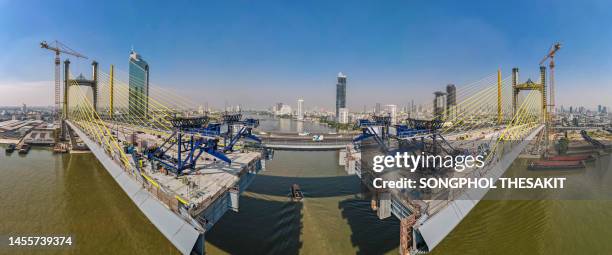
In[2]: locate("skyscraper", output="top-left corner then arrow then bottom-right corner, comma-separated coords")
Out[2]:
129,49 -> 149,117
336,72 -> 347,122
297,98 -> 304,120
446,84 -> 457,119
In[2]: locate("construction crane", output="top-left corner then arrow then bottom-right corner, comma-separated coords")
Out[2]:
40,40 -> 87,122
539,42 -> 561,118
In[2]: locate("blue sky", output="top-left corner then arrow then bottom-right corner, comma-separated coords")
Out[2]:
0,0 -> 610,109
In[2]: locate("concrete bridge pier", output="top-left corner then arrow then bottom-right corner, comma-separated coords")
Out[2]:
193,234 -> 205,255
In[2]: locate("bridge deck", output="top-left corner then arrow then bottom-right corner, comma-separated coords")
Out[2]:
66,120 -> 201,254
264,144 -> 347,150
148,152 -> 261,212
347,124 -> 544,253
395,125 -> 543,252
67,120 -> 265,255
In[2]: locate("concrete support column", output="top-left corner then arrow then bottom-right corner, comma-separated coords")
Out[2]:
92,61 -> 98,113
497,69 -> 502,124
540,66 -> 547,124
511,67 -> 518,117
377,192 -> 391,219
63,59 -> 70,119
540,66 -> 548,157
192,234 -> 205,255
61,59 -> 70,141
110,65 -> 114,120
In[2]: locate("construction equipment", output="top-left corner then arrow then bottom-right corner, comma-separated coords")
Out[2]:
40,40 -> 87,122
147,114 -> 262,176
147,116 -> 231,176
539,42 -> 561,118
220,113 -> 261,152
353,115 -> 392,152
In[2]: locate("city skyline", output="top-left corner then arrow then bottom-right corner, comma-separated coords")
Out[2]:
1,1 -> 612,108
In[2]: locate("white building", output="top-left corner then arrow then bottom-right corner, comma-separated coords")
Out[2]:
278,104 -> 293,115
297,98 -> 304,120
386,104 -> 397,124
198,105 -> 204,115
338,107 -> 349,124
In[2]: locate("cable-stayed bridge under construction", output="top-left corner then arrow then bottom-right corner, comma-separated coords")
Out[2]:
56,56 -> 551,254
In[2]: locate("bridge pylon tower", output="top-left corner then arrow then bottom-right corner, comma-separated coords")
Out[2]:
511,66 -> 549,156
497,69 -> 502,124
62,59 -> 99,139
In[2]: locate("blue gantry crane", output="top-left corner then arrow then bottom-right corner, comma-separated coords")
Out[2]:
147,116 -> 231,176
147,114 -> 263,176
353,115 -> 393,152
353,116 -> 459,155
221,113 -> 262,152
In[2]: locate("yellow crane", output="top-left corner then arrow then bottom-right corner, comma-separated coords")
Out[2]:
539,42 -> 561,118
40,40 -> 87,122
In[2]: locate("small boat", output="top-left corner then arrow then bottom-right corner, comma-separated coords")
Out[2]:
18,144 -> 30,154
5,143 -> 16,153
546,154 -> 594,162
291,184 -> 304,202
53,143 -> 68,153
528,160 -> 585,170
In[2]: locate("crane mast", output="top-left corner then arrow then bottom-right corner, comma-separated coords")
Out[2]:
539,42 -> 561,119
40,40 -> 87,138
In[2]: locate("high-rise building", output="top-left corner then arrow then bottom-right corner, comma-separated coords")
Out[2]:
375,103 -> 381,114
273,102 -> 284,115
336,72 -> 347,122
434,91 -> 447,119
279,104 -> 292,115
338,108 -> 349,124
446,84 -> 456,118
128,49 -> 149,117
297,98 -> 304,120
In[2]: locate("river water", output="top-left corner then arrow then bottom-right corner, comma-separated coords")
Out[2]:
1,118 -> 611,254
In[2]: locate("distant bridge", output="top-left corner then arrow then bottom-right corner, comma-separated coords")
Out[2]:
260,134 -> 353,150
554,125 -> 610,130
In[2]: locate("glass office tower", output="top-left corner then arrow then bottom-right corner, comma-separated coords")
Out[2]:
129,49 -> 149,118
336,72 -> 347,122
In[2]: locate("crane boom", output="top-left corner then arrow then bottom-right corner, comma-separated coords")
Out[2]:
40,40 -> 88,59
539,42 -> 561,66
